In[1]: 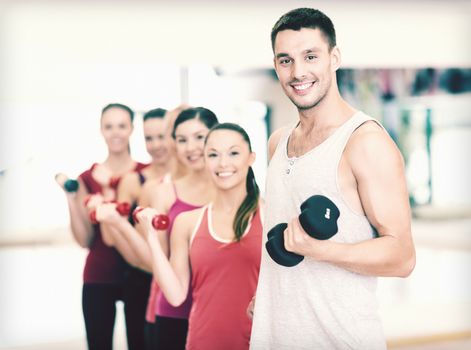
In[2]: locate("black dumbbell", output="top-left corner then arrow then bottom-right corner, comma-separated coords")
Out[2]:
64,179 -> 79,192
265,195 -> 340,267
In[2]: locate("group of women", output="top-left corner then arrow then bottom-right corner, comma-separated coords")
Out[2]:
55,103 -> 263,350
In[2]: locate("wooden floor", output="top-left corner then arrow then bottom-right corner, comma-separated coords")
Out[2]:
1,220 -> 470,350
2,337 -> 471,350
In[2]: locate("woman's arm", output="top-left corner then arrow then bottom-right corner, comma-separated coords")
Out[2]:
141,209 -> 195,307
117,172 -> 139,205
96,203 -> 148,269
138,178 -> 159,208
56,174 -> 95,248
98,182 -> 174,272
109,215 -> 155,272
99,172 -> 140,253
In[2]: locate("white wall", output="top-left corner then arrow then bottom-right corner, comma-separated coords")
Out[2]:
1,0 -> 469,72
1,0 -> 470,236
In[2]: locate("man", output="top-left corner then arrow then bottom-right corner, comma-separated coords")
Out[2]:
249,8 -> 415,349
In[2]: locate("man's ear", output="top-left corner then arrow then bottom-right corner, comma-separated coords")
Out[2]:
331,46 -> 341,72
273,58 -> 281,79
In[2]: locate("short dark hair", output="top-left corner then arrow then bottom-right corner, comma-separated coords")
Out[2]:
101,103 -> 134,122
143,108 -> 167,121
271,8 -> 336,52
172,107 -> 219,139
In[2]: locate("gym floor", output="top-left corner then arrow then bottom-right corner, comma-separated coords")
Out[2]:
1,219 -> 470,350
2,337 -> 471,349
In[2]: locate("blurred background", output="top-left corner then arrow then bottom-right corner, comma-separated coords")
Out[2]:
0,0 -> 470,349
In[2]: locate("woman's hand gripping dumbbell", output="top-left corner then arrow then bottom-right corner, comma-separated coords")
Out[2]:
132,206 -> 170,231
265,195 -> 340,267
91,201 -> 131,225
55,173 -> 79,193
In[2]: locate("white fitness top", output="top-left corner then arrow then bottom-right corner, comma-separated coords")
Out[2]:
250,111 -> 387,350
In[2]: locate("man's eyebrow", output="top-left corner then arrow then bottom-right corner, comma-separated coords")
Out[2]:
275,53 -> 289,59
276,47 -> 322,59
304,47 -> 322,54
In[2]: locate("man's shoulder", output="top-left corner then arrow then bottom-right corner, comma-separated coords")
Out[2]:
268,126 -> 290,160
347,118 -> 403,172
350,117 -> 389,148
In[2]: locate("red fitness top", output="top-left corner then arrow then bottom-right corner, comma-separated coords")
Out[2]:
79,162 -> 148,284
186,204 -> 263,350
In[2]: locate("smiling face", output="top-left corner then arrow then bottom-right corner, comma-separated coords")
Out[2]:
100,107 -> 133,154
174,118 -> 210,171
205,129 -> 255,191
273,28 -> 340,111
143,117 -> 170,166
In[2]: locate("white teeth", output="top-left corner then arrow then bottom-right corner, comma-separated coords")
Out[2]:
217,171 -> 234,177
293,83 -> 313,91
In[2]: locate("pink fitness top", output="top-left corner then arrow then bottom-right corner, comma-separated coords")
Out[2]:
145,184 -> 199,322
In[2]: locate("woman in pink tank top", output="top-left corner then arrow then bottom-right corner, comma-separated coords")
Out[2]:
138,123 -> 263,350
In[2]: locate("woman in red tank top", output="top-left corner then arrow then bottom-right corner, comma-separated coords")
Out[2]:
95,105 -> 189,272
55,103 -> 148,350
138,123 -> 263,350
94,107 -> 178,350
96,108 -> 170,263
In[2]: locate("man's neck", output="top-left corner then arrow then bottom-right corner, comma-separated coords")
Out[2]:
287,93 -> 357,157
297,91 -> 355,132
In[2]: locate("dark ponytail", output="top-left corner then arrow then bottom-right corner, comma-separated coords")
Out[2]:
234,165 -> 260,241
205,123 -> 260,241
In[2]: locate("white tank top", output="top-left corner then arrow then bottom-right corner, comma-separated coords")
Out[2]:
250,112 -> 387,350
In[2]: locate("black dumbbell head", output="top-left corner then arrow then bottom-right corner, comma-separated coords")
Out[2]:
299,195 -> 340,240
64,179 -> 79,192
265,223 -> 304,267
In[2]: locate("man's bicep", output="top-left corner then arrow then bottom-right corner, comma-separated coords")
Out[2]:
354,132 -> 411,237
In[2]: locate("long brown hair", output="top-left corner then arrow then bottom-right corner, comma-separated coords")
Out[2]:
205,123 -> 260,241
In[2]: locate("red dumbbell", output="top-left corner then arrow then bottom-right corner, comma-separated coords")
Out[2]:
116,202 -> 131,216
132,206 -> 170,230
90,201 -> 131,225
